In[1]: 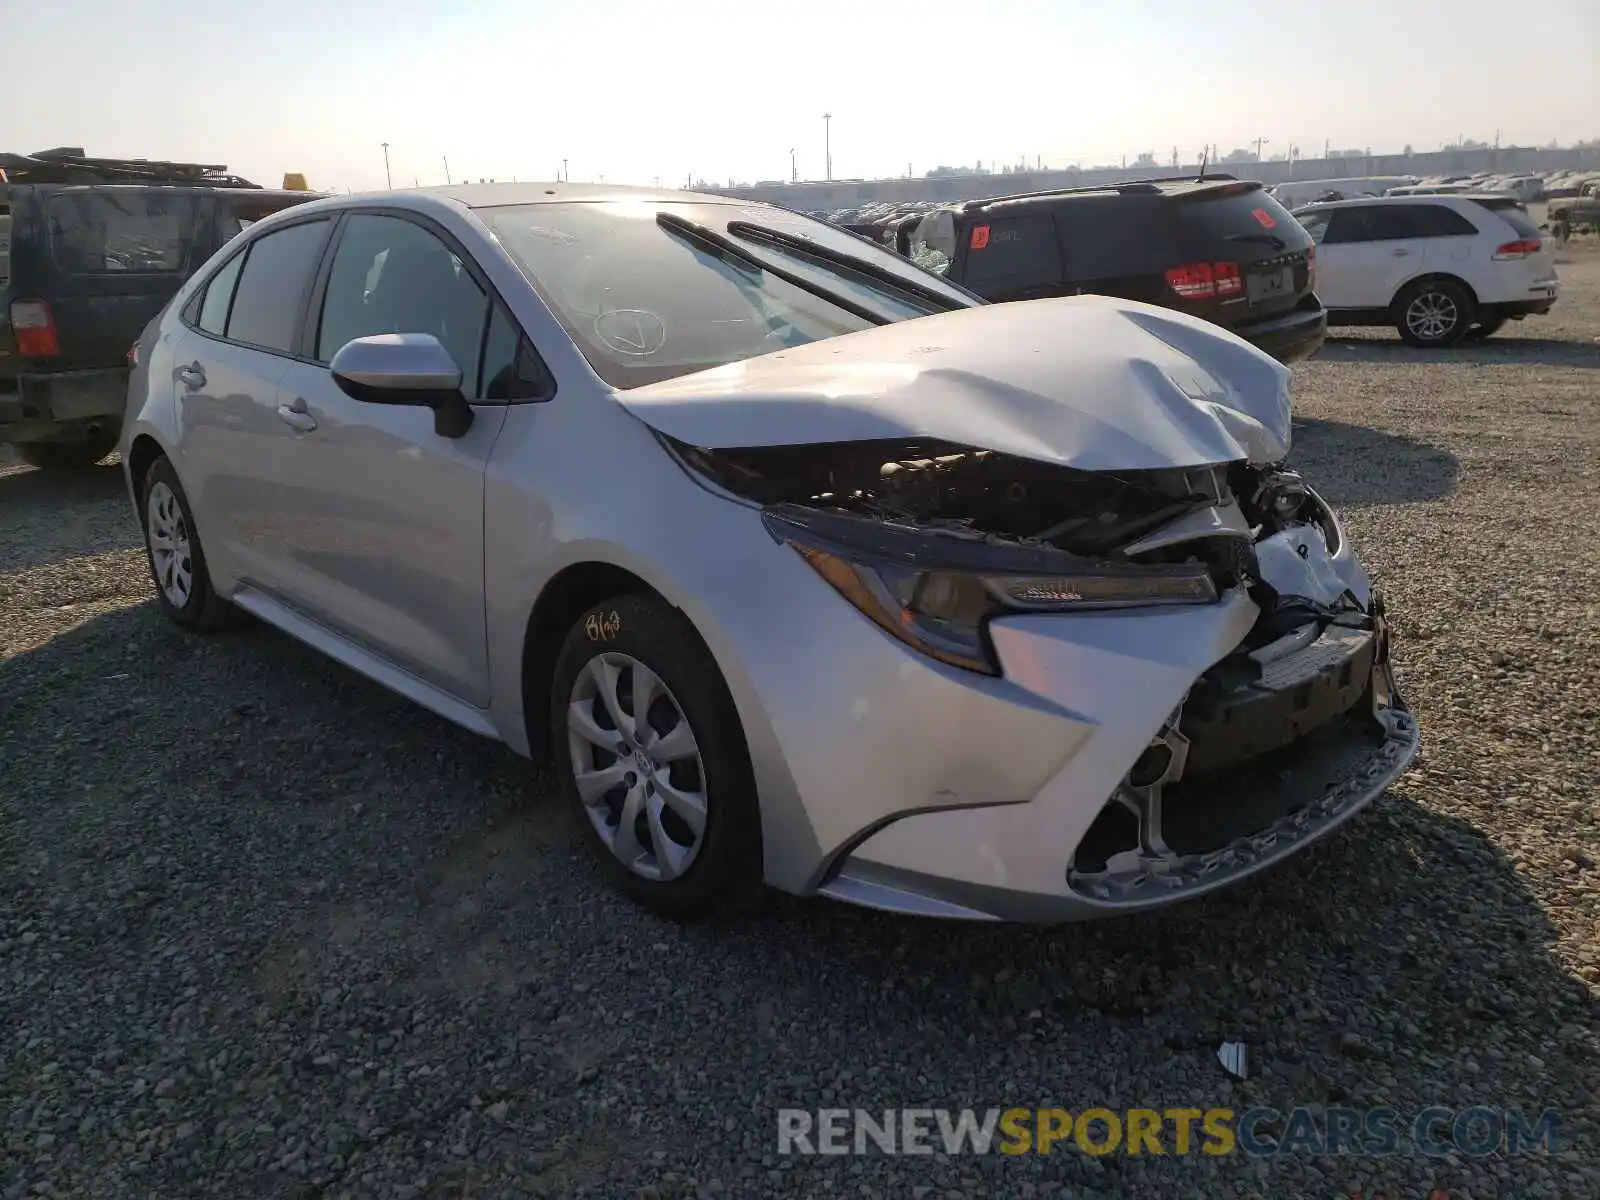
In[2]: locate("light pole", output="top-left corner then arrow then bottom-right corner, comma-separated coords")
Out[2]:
789,147 -> 796,183
823,113 -> 832,182
562,158 -> 568,183
381,142 -> 391,189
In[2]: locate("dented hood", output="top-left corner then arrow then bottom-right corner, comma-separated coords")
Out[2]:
615,296 -> 1294,471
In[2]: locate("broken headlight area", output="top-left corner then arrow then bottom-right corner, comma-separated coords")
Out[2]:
760,503 -> 1219,675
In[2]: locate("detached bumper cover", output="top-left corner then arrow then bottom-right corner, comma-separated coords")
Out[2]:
817,597 -> 1417,923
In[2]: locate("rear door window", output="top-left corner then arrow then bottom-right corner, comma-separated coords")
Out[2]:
47,190 -> 197,273
961,213 -> 1060,288
224,219 -> 331,354
1397,205 -> 1477,238
1054,200 -> 1179,280
1322,208 -> 1392,244
197,251 -> 245,336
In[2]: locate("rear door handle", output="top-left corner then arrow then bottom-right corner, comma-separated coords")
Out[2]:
177,364 -> 206,389
276,402 -> 317,432
1391,248 -> 1411,257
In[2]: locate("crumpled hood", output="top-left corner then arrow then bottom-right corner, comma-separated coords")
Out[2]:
616,295 -> 1294,471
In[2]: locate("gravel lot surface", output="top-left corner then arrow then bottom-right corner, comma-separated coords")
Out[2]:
3,248 -> 1598,1200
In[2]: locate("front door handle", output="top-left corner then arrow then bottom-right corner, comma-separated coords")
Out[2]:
177,363 -> 206,390
276,403 -> 317,432
1391,248 -> 1411,257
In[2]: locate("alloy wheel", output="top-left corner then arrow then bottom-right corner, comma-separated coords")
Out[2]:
567,652 -> 709,881
146,481 -> 193,609
1404,290 -> 1459,342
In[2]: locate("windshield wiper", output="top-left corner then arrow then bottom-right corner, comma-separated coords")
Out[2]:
725,221 -> 972,312
655,212 -> 889,325
655,211 -> 766,277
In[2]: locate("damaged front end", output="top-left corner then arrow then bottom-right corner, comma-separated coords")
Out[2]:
670,434 -> 1417,911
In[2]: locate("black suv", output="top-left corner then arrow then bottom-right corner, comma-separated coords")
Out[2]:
889,176 -> 1326,364
1,148 -> 317,469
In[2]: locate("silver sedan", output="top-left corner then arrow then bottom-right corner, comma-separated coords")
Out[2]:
121,184 -> 1418,922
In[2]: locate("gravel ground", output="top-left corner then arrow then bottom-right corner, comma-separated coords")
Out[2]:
3,249 -> 1598,1200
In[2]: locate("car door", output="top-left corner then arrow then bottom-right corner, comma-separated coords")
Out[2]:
172,216 -> 334,594
266,210 -> 508,707
1311,206 -> 1425,310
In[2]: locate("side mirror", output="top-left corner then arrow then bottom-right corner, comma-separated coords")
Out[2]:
329,333 -> 474,438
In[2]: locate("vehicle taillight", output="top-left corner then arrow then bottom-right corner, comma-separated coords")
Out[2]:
10,299 -> 60,358
1165,261 -> 1242,300
1492,239 -> 1541,260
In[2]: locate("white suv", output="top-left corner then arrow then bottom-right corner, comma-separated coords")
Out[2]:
1293,195 -> 1558,347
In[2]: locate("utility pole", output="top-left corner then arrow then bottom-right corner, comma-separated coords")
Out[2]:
1252,136 -> 1268,161
790,147 -> 797,183
442,155 -> 451,185
381,142 -> 391,189
823,113 -> 832,182
562,158 -> 568,183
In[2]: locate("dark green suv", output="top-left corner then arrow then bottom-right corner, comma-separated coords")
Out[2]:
1,149 -> 316,469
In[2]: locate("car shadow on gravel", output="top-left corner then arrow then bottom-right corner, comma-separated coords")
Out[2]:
1318,333 -> 1600,369
0,459 -> 125,504
0,461 -> 140,571
1287,417 -> 1461,506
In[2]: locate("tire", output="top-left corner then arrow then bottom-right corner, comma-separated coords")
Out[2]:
1464,317 -> 1507,340
1394,278 -> 1473,348
552,593 -> 761,920
14,430 -> 119,470
139,456 -> 240,631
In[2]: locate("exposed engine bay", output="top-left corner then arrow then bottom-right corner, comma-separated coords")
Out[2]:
671,434 -> 1415,903
672,435 -> 1347,606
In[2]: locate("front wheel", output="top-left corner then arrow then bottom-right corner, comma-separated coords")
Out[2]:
1394,279 -> 1473,348
552,593 -> 761,919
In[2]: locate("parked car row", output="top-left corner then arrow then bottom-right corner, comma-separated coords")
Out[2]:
814,171 -> 1565,353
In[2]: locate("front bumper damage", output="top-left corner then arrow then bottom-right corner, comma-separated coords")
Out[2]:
1062,595 -> 1416,908
700,442 -> 1422,922
667,428 -> 1420,922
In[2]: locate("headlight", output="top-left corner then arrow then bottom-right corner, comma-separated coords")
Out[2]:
764,504 -> 1218,675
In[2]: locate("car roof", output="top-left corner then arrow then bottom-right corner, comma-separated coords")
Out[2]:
1293,193 -> 1507,212
245,183 -> 756,229
967,176 -> 1251,212
388,182 -> 742,209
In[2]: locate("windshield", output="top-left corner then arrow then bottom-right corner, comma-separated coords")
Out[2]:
483,200 -> 976,389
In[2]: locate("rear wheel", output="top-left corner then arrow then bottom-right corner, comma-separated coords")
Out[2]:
14,429 -> 119,470
1464,317 -> 1507,340
1394,279 -> 1473,348
552,593 -> 761,919
139,456 -> 241,631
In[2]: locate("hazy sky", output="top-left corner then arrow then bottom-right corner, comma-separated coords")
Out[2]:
10,0 -> 1599,193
